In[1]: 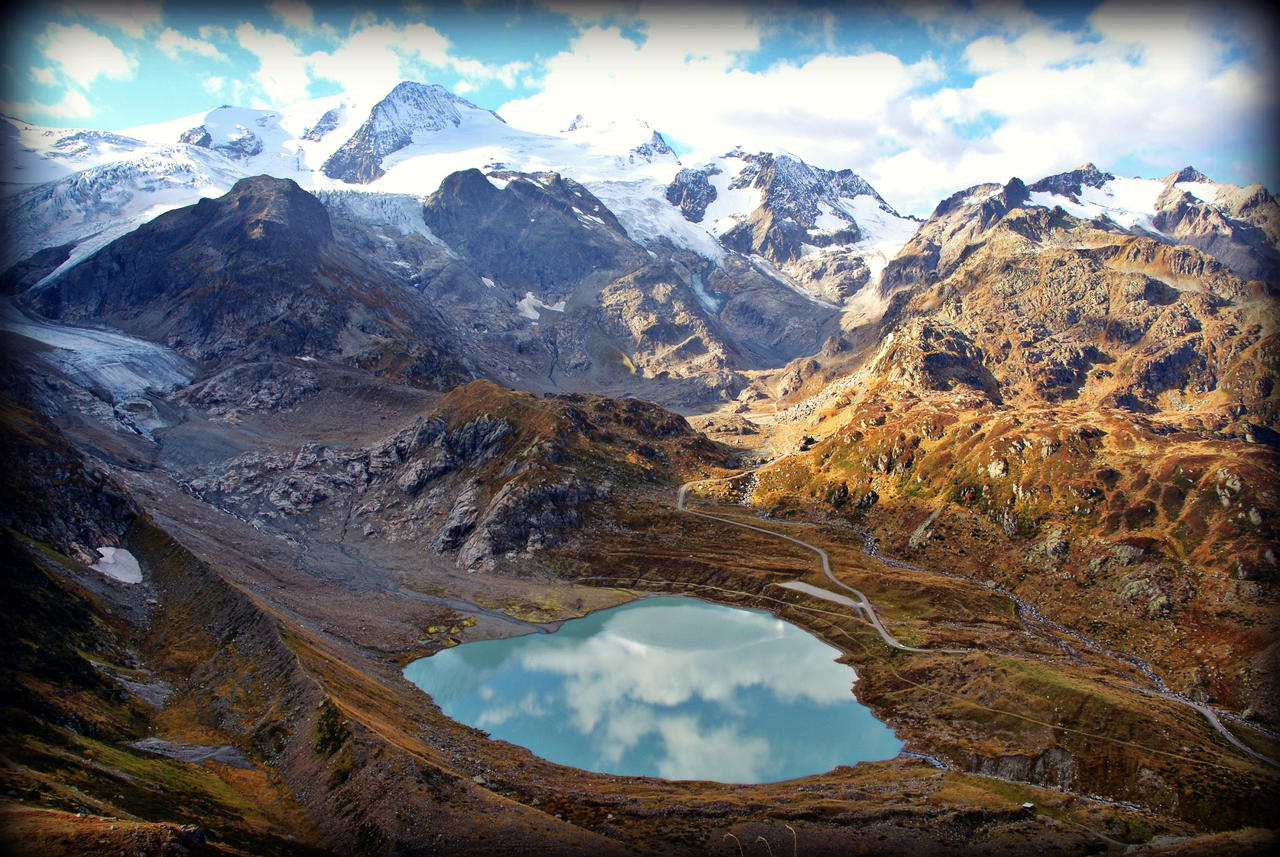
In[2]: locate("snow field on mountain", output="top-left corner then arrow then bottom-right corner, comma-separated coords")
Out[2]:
1028,176 -> 1165,232
1175,181 -> 1221,204
813,201 -> 850,232
125,92 -> 370,184
585,178 -> 726,263
840,194 -> 922,285
315,188 -> 451,249
1,145 -> 244,273
698,154 -> 764,234
688,271 -> 723,315
0,300 -> 195,398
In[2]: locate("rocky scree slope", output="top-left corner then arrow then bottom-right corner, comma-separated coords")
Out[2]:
187,379 -> 734,574
0,378 -> 643,857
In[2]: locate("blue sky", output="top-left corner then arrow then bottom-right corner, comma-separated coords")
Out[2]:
2,0 -> 1276,215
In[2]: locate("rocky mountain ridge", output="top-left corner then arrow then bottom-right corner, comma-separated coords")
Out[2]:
26,174 -> 469,382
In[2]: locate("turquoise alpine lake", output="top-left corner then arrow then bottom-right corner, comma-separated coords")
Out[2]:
403,596 -> 903,783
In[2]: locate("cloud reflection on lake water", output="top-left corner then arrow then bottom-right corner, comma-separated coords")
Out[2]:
403,596 -> 902,783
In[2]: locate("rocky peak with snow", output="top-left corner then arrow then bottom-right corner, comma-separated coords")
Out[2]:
558,115 -> 680,173
880,177 -> 1032,299
301,105 -> 346,142
730,151 -> 887,226
322,81 -> 503,184
1161,165 -> 1213,186
673,149 -> 910,285
180,122 -> 264,160
1023,163 -> 1280,286
166,105 -> 295,166
1027,162 -> 1114,200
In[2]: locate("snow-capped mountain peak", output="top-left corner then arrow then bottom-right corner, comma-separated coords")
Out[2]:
559,115 -> 679,168
1019,162 -> 1278,283
1,115 -> 156,186
1,79 -> 927,307
322,81 -> 505,184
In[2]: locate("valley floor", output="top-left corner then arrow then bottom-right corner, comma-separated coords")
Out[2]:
2,367 -> 1277,857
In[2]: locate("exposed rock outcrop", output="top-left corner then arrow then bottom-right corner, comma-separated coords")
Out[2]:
665,167 -> 718,223
458,476 -> 604,570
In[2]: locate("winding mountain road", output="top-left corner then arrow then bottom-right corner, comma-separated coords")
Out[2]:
676,470 -> 1280,770
677,477 -> 965,654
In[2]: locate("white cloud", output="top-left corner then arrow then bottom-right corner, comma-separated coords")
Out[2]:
157,28 -> 227,61
268,0 -> 317,33
231,16 -> 456,105
498,3 -> 1273,215
307,20 -> 452,101
39,23 -> 136,88
228,15 -> 525,108
202,75 -> 226,96
2,89 -> 93,119
72,0 -> 164,39
499,14 -> 938,195
904,0 -> 1041,42
234,22 -> 313,105
449,57 -> 530,90
198,24 -> 230,42
881,2 -> 1274,208
30,67 -> 57,85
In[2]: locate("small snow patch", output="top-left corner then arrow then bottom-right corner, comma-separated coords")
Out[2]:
516,292 -> 566,320
91,547 -> 142,584
689,271 -> 723,315
131,738 -> 253,769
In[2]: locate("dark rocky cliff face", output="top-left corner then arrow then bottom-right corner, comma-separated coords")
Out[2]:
665,168 -> 717,222
31,174 -> 331,321
421,169 -> 643,296
0,384 -> 138,563
27,175 -> 467,380
1027,162 -> 1114,198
